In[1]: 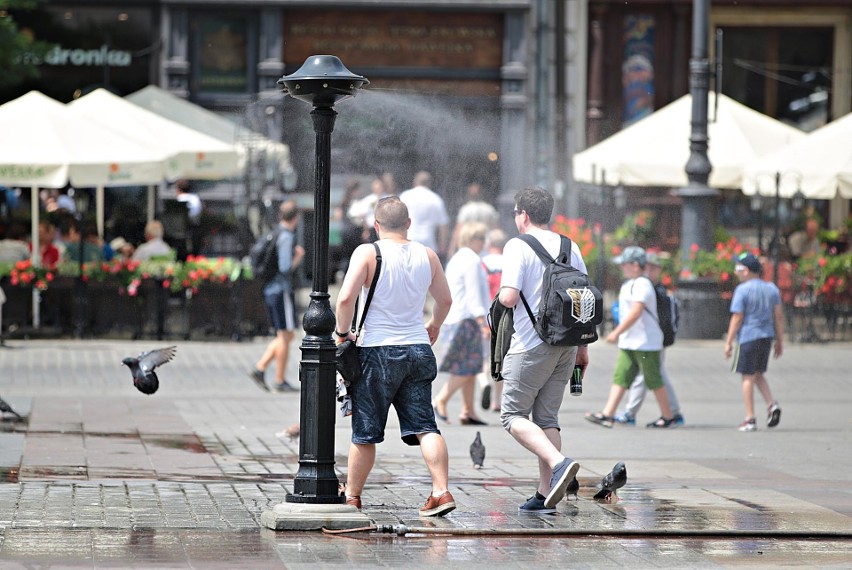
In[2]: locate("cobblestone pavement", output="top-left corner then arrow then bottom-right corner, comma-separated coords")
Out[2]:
0,337 -> 850,568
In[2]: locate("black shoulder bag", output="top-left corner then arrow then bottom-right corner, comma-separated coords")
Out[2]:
335,242 -> 382,387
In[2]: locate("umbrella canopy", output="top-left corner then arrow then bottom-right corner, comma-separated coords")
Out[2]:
0,90 -> 168,328
0,91 -> 165,188
125,85 -> 293,176
573,93 -> 805,189
69,89 -> 240,181
742,111 -> 852,199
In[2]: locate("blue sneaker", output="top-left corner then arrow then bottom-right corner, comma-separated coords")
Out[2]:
672,414 -> 685,427
614,413 -> 636,426
519,494 -> 556,514
544,458 -> 580,508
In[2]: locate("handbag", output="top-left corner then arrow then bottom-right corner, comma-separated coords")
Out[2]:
335,243 -> 382,387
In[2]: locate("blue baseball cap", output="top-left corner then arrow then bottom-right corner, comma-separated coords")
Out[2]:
735,252 -> 762,274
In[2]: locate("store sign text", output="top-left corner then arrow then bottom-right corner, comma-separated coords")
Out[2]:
41,44 -> 132,67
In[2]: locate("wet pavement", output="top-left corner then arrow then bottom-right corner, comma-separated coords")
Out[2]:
0,337 -> 851,568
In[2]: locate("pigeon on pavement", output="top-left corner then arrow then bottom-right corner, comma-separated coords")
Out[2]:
470,431 -> 486,469
121,346 -> 177,395
0,396 -> 22,420
565,476 -> 579,501
593,461 -> 627,502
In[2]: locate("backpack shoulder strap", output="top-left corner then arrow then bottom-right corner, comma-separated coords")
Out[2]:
353,242 -> 383,335
631,275 -> 660,323
515,233 -> 575,325
516,234 -> 553,264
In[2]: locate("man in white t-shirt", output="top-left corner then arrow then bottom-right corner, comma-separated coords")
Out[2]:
497,186 -> 586,513
399,171 -> 449,259
584,246 -> 675,429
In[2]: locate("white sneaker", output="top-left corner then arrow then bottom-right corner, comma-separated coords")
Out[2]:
738,418 -> 757,432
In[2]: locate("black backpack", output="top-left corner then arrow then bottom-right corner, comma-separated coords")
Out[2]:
634,276 -> 679,347
517,234 -> 603,346
249,228 -> 282,282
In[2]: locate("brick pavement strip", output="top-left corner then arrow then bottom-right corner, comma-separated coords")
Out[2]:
0,339 -> 851,566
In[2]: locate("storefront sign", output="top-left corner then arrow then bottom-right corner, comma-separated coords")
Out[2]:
283,11 -> 502,69
38,44 -> 133,67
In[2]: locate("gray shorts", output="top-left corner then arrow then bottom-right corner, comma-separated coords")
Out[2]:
500,343 -> 577,431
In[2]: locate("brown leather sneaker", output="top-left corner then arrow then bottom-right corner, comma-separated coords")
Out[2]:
345,495 -> 361,510
419,491 -> 456,517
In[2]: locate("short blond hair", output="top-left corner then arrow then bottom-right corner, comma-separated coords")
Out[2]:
458,221 -> 488,249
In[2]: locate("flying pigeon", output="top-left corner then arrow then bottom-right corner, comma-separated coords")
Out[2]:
565,476 -> 579,501
593,461 -> 627,502
0,396 -> 22,420
121,346 -> 177,395
470,431 -> 486,469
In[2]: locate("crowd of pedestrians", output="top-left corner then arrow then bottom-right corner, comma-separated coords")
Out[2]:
2,168 -> 791,519
233,170 -> 793,518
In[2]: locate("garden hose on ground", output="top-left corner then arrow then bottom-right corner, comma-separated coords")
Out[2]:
323,524 -> 852,539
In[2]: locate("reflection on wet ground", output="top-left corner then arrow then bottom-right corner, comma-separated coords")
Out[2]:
2,340 -> 852,567
0,528 -> 850,568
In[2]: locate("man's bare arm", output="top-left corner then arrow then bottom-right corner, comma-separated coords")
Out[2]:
334,245 -> 371,341
425,248 -> 452,345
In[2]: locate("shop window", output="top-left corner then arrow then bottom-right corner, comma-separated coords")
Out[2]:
718,26 -> 834,132
7,6 -> 154,101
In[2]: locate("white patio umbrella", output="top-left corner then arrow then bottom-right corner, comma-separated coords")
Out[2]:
573,93 -> 805,189
0,90 -> 166,327
742,111 -> 852,199
69,89 -> 240,181
126,85 -> 293,178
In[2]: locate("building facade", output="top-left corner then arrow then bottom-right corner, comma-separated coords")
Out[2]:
583,0 -> 852,235
7,0 -> 850,235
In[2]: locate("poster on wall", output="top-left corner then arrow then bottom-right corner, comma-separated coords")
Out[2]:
198,16 -> 249,93
622,14 -> 655,127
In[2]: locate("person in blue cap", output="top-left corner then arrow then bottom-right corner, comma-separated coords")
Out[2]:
585,246 -> 676,429
724,252 -> 784,432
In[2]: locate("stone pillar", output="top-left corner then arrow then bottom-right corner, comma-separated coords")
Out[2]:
586,6 -> 607,146
161,6 -> 189,97
499,11 -> 528,225
258,7 -> 285,100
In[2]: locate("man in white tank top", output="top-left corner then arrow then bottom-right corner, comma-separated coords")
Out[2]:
334,196 -> 456,517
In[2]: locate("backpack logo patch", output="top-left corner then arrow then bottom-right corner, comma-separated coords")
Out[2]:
569,287 -> 598,324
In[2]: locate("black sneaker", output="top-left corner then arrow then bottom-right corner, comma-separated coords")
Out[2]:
519,494 -> 556,514
767,402 -> 781,428
248,369 -> 269,392
273,381 -> 298,392
544,457 -> 580,508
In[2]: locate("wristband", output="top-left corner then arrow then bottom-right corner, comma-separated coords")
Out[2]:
334,330 -> 350,338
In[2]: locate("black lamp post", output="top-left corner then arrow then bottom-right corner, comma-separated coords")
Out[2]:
679,0 -> 719,258
277,55 -> 368,504
750,193 -> 764,254
756,171 -> 802,284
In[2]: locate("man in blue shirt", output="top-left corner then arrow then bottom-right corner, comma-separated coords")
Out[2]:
249,200 -> 304,392
724,252 -> 784,432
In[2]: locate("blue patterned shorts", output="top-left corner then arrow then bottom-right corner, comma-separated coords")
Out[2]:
351,344 -> 439,446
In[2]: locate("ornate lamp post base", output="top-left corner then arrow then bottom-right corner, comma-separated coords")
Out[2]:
261,502 -> 369,531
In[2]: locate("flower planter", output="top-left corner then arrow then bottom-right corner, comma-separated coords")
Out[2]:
675,279 -> 730,340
